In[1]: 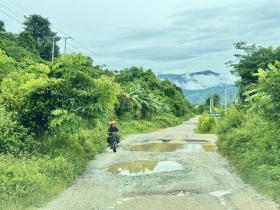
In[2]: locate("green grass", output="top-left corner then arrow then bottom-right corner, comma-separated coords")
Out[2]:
216,107 -> 280,202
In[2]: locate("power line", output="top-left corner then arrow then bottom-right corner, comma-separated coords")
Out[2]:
61,36 -> 72,54
1,0 -> 95,57
2,0 -> 24,17
9,0 -> 32,16
0,7 -> 22,26
72,38 -> 95,55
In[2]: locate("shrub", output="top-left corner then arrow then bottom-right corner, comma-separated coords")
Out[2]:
0,109 -> 36,156
197,112 -> 216,133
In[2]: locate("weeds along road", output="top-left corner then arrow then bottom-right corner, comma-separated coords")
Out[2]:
40,117 -> 279,210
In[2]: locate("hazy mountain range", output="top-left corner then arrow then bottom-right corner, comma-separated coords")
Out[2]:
159,70 -> 239,104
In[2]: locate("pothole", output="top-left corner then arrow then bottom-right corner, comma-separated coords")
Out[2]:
130,143 -> 216,153
184,139 -> 209,143
107,160 -> 183,176
177,144 -> 217,152
160,139 -> 172,143
131,143 -> 184,152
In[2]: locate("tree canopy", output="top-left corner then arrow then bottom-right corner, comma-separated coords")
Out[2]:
228,41 -> 280,95
22,14 -> 60,60
0,20 -> 5,32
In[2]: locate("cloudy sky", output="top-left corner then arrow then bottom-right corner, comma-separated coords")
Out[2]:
1,0 -> 280,83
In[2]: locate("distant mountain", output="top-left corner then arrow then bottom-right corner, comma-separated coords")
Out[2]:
159,70 -> 239,104
159,70 -> 232,90
189,70 -> 220,77
184,85 -> 239,105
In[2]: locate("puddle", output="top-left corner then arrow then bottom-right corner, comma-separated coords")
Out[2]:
131,143 -> 184,152
131,143 -> 216,153
202,144 -> 217,152
184,139 -> 209,143
107,160 -> 183,176
177,144 -> 217,153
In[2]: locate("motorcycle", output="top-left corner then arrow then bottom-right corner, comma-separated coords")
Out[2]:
108,132 -> 119,152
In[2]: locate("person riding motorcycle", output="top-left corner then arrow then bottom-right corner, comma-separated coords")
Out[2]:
107,120 -> 120,147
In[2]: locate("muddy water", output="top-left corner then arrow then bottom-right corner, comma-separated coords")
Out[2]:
131,143 -> 184,152
107,160 -> 183,175
202,144 -> 217,152
177,144 -> 216,152
131,143 -> 216,153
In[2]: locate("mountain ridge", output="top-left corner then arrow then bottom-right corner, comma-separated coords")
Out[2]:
158,70 -> 238,104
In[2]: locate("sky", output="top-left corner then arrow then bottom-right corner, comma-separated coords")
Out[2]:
1,0 -> 280,83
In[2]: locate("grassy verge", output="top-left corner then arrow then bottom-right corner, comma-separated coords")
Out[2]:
216,107 -> 280,202
0,114 -> 190,210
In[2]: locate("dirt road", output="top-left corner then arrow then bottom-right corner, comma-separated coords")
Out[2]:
41,117 -> 279,210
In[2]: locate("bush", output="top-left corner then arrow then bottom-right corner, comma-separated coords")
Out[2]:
0,109 -> 36,156
216,106 -> 244,134
197,112 -> 216,133
216,108 -> 280,200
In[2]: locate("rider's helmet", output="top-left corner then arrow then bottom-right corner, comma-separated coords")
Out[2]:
109,120 -> 116,126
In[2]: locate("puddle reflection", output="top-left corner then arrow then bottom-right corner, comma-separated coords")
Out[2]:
107,160 -> 183,176
131,143 -> 216,153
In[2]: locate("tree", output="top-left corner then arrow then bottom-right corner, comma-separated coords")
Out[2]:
22,14 -> 60,60
205,94 -> 220,107
17,31 -> 38,54
0,20 -> 5,32
228,42 -> 280,95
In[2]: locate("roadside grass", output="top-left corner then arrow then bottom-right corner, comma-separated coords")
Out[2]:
216,107 -> 280,202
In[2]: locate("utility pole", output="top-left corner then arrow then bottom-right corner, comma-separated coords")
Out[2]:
62,36 -> 72,54
209,96 -> 212,113
224,83 -> 227,113
209,96 -> 214,113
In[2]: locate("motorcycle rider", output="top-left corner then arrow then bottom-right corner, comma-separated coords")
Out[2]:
107,120 -> 120,147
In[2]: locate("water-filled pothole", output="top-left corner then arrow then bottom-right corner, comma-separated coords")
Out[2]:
131,143 -> 184,152
177,144 -> 217,152
131,143 -> 216,153
184,139 -> 209,143
202,144 -> 217,152
107,160 -> 183,175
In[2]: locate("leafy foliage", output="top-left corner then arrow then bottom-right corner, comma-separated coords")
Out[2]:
197,111 -> 216,133
218,44 -> 280,200
0,20 -> 5,32
228,42 -> 280,96
205,93 -> 220,106
0,18 -> 193,209
22,14 -> 60,60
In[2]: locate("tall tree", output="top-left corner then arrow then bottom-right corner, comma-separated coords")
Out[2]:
205,94 -> 220,107
22,14 -> 60,60
17,31 -> 38,54
228,41 -> 280,95
0,20 -> 5,32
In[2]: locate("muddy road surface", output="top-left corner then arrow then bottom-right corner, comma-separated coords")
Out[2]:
41,117 -> 279,210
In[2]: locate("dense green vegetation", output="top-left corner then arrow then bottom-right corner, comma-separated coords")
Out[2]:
217,43 -> 280,200
0,16 -> 193,210
196,94 -> 222,133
